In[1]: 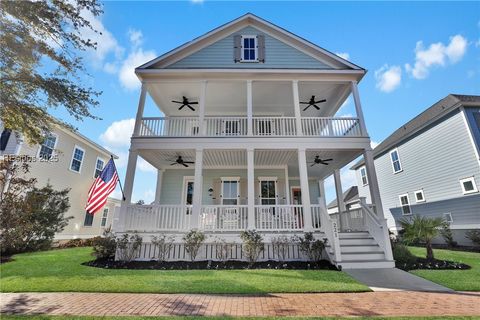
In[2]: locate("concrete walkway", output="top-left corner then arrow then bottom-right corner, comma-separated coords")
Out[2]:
1,292 -> 479,317
345,268 -> 454,292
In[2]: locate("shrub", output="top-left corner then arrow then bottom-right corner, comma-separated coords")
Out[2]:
399,215 -> 444,261
440,223 -> 457,248
296,232 -> 327,262
116,233 -> 143,262
0,162 -> 71,255
92,228 -> 116,259
151,235 -> 175,262
240,230 -> 264,266
271,236 -> 290,262
466,230 -> 480,247
183,230 -> 206,261
58,237 -> 101,249
212,237 -> 232,263
393,243 -> 417,267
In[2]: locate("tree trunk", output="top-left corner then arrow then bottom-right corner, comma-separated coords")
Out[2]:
426,240 -> 434,261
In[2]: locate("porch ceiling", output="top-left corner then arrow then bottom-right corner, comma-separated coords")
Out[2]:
145,81 -> 350,117
138,148 -> 362,180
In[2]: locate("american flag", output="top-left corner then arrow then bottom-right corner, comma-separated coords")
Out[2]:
85,158 -> 119,214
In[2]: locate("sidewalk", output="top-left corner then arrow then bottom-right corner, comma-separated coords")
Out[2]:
2,291 -> 480,317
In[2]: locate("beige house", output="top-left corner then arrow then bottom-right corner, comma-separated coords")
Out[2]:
0,123 -> 120,239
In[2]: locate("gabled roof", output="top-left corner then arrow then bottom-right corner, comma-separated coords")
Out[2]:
351,94 -> 480,170
327,186 -> 359,209
136,13 -> 364,71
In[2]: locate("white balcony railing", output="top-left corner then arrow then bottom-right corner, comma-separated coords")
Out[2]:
199,205 -> 248,230
301,117 -> 362,137
254,205 -> 304,230
138,116 -> 363,138
124,205 -> 192,231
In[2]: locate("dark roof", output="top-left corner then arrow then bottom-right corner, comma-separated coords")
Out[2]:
327,186 -> 359,209
351,94 -> 480,170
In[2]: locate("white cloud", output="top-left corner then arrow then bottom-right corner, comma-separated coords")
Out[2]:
118,48 -> 157,90
128,29 -> 143,48
138,157 -> 156,173
133,189 -> 155,204
100,118 -> 135,147
336,52 -> 350,60
375,65 -> 402,93
405,35 -> 467,79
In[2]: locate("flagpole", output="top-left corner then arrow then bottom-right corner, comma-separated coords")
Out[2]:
111,155 -> 126,201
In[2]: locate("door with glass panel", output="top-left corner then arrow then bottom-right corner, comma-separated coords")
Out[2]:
221,178 -> 240,229
183,178 -> 194,215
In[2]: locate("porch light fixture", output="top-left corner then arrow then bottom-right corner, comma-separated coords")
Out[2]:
208,187 -> 214,196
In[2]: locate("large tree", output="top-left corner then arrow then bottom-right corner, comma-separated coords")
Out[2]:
0,0 -> 103,144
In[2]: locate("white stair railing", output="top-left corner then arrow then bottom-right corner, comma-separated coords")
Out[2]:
124,205 -> 191,231
199,205 -> 248,231
317,202 -> 341,263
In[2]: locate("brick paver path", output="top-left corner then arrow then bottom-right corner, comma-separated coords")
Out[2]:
1,292 -> 480,317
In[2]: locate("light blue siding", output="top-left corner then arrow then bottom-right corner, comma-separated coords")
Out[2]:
288,179 -> 320,204
166,26 -> 331,70
356,109 -> 480,229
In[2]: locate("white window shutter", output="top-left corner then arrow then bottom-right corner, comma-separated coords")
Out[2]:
257,35 -> 265,62
233,35 -> 241,62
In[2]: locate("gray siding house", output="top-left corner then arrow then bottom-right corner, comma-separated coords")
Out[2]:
352,94 -> 480,245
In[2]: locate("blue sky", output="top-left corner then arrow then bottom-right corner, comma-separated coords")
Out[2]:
50,1 -> 480,203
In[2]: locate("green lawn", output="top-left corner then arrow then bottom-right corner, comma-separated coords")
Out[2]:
0,247 -> 368,293
2,316 -> 478,320
408,246 -> 480,291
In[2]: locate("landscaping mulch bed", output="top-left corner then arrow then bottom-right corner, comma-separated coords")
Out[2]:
397,257 -> 471,271
84,259 -> 339,270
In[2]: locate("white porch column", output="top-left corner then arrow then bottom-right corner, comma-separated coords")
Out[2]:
191,148 -> 204,229
154,169 -> 165,204
123,149 -> 138,204
284,166 -> 291,204
351,81 -> 368,136
247,80 -> 253,136
198,80 -> 207,136
297,148 -> 313,231
133,84 -> 147,136
247,148 -> 255,229
364,149 -> 385,218
292,80 -> 303,136
334,169 -> 345,230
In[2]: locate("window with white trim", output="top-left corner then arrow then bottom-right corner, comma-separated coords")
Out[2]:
460,177 -> 478,195
399,194 -> 411,215
101,208 -> 109,227
360,167 -> 368,186
414,190 -> 425,202
221,178 -> 240,205
38,134 -> 57,160
94,158 -> 105,178
241,35 -> 258,62
70,146 -> 85,173
84,211 -> 94,226
390,149 -> 402,173
259,177 -> 277,205
443,213 -> 453,223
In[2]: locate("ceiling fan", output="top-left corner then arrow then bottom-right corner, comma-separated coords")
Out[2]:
172,96 -> 198,111
300,95 -> 326,111
308,156 -> 333,167
169,156 -> 195,167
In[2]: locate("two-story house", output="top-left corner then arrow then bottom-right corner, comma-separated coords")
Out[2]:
0,123 -> 120,239
352,94 -> 480,245
114,13 -> 394,269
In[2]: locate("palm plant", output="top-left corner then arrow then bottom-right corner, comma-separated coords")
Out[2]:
399,215 -> 445,261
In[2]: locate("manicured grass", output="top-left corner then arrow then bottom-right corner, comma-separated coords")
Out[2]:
0,247 -> 368,293
408,246 -> 480,291
2,316 -> 478,320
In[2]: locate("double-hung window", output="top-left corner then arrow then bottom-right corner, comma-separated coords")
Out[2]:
241,35 -> 258,62
360,167 -> 368,186
39,134 -> 57,160
390,149 -> 402,173
399,194 -> 411,215
221,178 -> 240,205
70,146 -> 85,173
84,211 -> 94,226
101,208 -> 109,227
94,158 -> 105,178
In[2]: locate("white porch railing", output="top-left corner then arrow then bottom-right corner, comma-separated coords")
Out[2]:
124,205 -> 192,231
138,116 -> 363,137
310,205 -> 323,230
199,205 -> 248,231
254,205 -> 304,230
301,117 -> 362,137
253,117 -> 297,136
331,208 -> 367,232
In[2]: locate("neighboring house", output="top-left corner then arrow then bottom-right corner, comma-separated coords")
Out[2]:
352,94 -> 480,245
0,122 -> 120,239
115,13 -> 393,269
327,186 -> 360,214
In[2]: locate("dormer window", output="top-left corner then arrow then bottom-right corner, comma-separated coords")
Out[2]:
241,35 -> 258,62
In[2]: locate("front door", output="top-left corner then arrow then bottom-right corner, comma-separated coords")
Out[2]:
291,187 -> 303,228
259,179 -> 277,205
221,179 -> 239,205
183,178 -> 194,214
